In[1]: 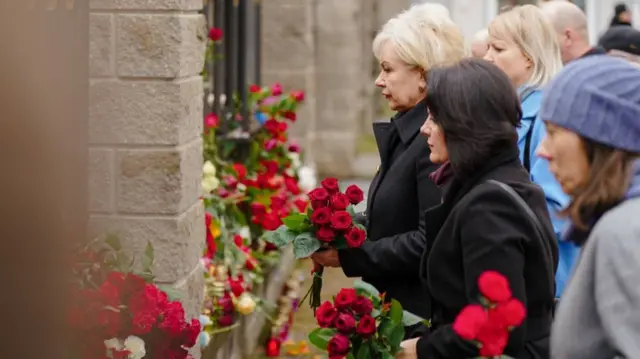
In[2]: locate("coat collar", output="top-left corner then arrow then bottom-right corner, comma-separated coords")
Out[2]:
391,98 -> 428,144
519,88 -> 543,119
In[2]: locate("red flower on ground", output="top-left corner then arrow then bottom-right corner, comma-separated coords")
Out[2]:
291,90 -> 305,102
334,288 -> 357,310
271,83 -> 283,96
355,314 -> 377,338
345,227 -> 366,248
204,113 -> 219,129
452,304 -> 488,340
285,176 -> 300,195
249,84 -> 262,93
316,227 -> 335,243
232,163 -> 247,179
311,207 -> 332,226
208,27 -> 223,41
315,301 -> 338,328
288,142 -> 301,153
321,177 -> 340,193
478,271 -> 512,302
293,197 -> 309,212
330,211 -> 352,230
217,314 -> 234,327
283,111 -> 296,122
327,333 -> 350,357
261,212 -> 283,230
345,184 -> 364,205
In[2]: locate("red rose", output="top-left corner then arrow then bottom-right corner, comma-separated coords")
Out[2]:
327,333 -> 350,357
278,120 -> 288,133
345,227 -> 366,248
217,314 -> 234,327
316,227 -> 335,243
321,177 -> 340,193
311,207 -> 332,226
229,278 -> 245,297
334,288 -> 357,310
131,311 -> 157,335
261,160 -> 279,175
204,113 -> 219,129
249,84 -> 261,93
315,301 -> 338,328
218,294 -> 235,313
288,142 -> 301,153
330,193 -> 350,211
251,202 -> 267,216
291,90 -> 305,102
345,184 -> 364,205
477,324 -> 509,357
311,200 -> 328,210
293,197 -> 308,212
97,307 -> 121,337
478,271 -> 512,302
123,273 -> 147,294
233,234 -> 244,247
285,177 -> 300,195
271,83 -> 283,96
283,111 -> 296,122
232,163 -> 247,179
264,119 -> 280,135
182,318 -> 201,347
208,27 -> 223,41
261,212 -> 283,231
330,211 -> 352,230
270,195 -> 287,210
352,296 -> 373,315
494,298 -> 526,327
335,312 -> 356,334
308,187 -> 330,202
355,314 -> 377,338
452,304 -> 488,340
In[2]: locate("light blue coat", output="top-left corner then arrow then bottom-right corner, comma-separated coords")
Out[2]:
518,89 -> 579,298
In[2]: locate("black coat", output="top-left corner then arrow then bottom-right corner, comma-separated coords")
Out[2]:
415,147 -> 558,359
337,100 -> 441,319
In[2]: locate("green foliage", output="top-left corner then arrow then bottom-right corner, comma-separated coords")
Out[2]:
292,232 -> 321,259
308,328 -> 335,350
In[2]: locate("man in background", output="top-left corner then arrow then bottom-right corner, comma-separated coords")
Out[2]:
470,29 -> 489,58
540,1 -> 606,64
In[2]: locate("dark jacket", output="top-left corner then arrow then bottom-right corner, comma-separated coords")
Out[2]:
416,147 -> 558,359
337,100 -> 441,319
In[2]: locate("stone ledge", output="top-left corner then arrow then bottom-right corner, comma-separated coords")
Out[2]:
90,0 -> 202,11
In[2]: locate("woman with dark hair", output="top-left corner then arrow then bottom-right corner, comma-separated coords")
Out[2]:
609,3 -> 632,27
537,56 -> 640,359
397,58 -> 558,359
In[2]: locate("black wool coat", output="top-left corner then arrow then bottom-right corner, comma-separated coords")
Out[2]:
415,147 -> 559,359
338,100 -> 441,319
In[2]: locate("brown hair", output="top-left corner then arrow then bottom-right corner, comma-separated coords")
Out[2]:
563,139 -> 638,230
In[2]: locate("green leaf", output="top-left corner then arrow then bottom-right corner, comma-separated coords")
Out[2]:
347,205 -> 357,218
332,236 -> 349,250
308,328 -> 335,350
142,242 -> 154,272
292,232 -> 321,259
157,284 -> 183,301
381,353 -> 395,359
388,324 -> 405,353
262,225 -> 295,248
390,299 -> 403,325
356,341 -> 372,359
105,235 -> 121,251
282,213 -> 307,231
354,279 -> 380,297
402,310 -> 426,327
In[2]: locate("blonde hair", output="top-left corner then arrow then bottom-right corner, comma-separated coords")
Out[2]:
372,2 -> 466,71
488,4 -> 563,93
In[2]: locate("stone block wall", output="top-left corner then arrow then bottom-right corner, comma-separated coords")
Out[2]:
88,0 -> 206,324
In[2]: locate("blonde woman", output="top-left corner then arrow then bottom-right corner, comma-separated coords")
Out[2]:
484,5 -> 577,300
311,2 -> 465,331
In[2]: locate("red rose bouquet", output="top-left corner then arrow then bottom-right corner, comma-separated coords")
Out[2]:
263,177 -> 366,310
452,271 -> 525,358
308,280 -> 424,359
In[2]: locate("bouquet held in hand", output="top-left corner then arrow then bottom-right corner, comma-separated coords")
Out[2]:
263,177 -> 366,309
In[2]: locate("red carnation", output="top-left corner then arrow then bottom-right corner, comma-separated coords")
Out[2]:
271,83 -> 283,96
345,184 -> 364,205
327,333 -> 350,357
321,177 -> 340,193
477,323 -> 509,357
261,212 -> 283,230
285,177 -> 300,195
217,314 -> 234,327
311,207 -> 332,226
478,271 -> 512,302
330,211 -> 352,230
250,202 -> 266,216
308,187 -> 330,202
315,301 -> 338,328
249,84 -> 261,93
208,27 -> 223,41
452,304 -> 488,340
232,163 -> 247,179
355,314 -> 377,338
218,294 -> 235,313
293,197 -> 309,212
291,90 -> 305,102
352,296 -> 373,315
494,298 -> 526,327
334,288 -> 357,311
330,193 -> 350,211
335,312 -> 356,334
345,227 -> 366,248
229,278 -> 245,297
204,113 -> 219,129
311,200 -> 328,210
316,227 -> 335,243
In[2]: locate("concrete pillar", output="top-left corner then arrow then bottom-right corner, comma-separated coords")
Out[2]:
88,0 -> 206,327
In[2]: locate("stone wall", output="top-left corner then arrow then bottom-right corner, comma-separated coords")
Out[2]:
88,0 -> 206,326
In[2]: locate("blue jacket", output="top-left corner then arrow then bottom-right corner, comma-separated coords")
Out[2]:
519,89 -> 579,297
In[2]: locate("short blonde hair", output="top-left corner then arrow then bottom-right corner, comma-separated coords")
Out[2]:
489,4 -> 562,92
372,2 -> 466,71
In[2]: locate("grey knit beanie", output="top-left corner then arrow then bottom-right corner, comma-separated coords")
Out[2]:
540,55 -> 640,153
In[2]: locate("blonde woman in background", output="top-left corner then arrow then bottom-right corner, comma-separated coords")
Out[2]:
470,29 -> 489,58
311,2 -> 465,335
484,5 -> 577,301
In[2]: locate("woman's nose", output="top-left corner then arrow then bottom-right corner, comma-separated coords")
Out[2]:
483,51 -> 493,63
420,120 -> 430,136
375,73 -> 384,88
536,136 -> 552,160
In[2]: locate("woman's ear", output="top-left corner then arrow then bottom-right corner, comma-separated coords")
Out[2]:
419,72 -> 427,93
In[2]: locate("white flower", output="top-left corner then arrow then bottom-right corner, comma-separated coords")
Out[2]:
298,166 -> 317,193
202,161 -> 216,176
202,176 -> 220,193
288,152 -> 302,169
238,226 -> 251,239
236,183 -> 247,192
104,338 -> 121,351
123,336 -> 146,359
198,331 -> 211,348
285,168 -> 295,177
236,292 -> 257,315
199,314 -> 212,327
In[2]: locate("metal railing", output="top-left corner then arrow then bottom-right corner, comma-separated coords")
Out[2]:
203,0 -> 262,135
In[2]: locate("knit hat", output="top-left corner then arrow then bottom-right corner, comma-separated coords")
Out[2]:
598,26 -> 640,55
540,55 -> 640,153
